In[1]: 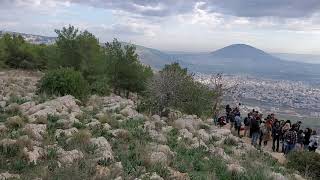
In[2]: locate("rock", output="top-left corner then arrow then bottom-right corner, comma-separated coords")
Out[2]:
197,129 -> 210,142
0,123 -> 8,134
148,129 -> 167,144
168,109 -> 182,120
119,106 -> 138,118
270,172 -> 287,180
190,138 -> 208,149
86,120 -> 101,129
179,129 -> 193,141
173,116 -> 202,133
151,115 -> 161,122
149,143 -> 174,157
0,172 -> 20,180
55,128 -> 79,138
0,101 -> 6,108
56,117 -> 80,129
149,152 -> 168,165
293,174 -> 305,180
23,146 -> 44,164
57,148 -> 84,165
90,137 -> 114,161
23,124 -> 46,141
95,165 -> 111,179
209,146 -> 232,162
162,126 -> 173,134
5,103 -> 20,113
109,129 -> 129,139
0,138 -> 17,146
103,123 -> 112,131
22,95 -> 82,122
227,163 -> 245,174
19,101 -> 36,112
168,168 -> 190,180
211,128 -> 232,137
150,173 -> 164,180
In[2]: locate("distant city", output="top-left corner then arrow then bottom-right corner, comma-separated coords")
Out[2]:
197,74 -> 320,118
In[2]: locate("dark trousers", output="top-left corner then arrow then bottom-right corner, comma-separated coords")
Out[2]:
272,136 -> 280,152
236,126 -> 241,136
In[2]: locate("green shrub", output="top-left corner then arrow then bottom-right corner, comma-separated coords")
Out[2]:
287,151 -> 320,178
223,137 -> 238,146
90,76 -> 111,96
37,68 -> 89,100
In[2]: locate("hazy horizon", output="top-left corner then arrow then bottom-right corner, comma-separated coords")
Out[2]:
2,0 -> 320,56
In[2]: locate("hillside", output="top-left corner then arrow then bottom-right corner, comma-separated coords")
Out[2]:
0,71 -> 307,180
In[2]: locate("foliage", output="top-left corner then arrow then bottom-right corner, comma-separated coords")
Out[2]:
143,62 -> 217,116
0,33 -> 48,69
287,151 -> 320,178
37,68 -> 90,100
104,39 -> 153,96
90,76 -> 111,96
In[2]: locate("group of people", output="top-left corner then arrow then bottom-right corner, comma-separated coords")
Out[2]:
217,104 -> 319,155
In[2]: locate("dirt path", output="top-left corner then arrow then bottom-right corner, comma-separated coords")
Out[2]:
224,124 -> 287,164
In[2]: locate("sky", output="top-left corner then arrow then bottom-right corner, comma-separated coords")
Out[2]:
2,0 -> 320,54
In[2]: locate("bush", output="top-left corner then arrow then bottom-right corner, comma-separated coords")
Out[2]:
287,151 -> 320,178
90,76 -> 111,96
37,68 -> 89,100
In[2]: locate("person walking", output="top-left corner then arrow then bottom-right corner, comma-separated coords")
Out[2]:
235,115 -> 242,137
272,121 -> 281,152
308,130 -> 319,152
296,130 -> 305,151
243,113 -> 251,137
281,120 -> 291,153
283,124 -> 298,155
251,116 -> 261,146
304,128 -> 312,149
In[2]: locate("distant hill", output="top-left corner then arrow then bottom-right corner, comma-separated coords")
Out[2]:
272,53 -> 320,64
2,31 -> 320,83
0,31 -> 56,45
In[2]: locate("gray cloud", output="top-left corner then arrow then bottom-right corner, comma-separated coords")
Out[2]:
65,0 -> 320,18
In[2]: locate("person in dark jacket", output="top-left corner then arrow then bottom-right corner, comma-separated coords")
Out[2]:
251,116 -> 261,146
303,128 -> 312,149
272,120 -> 281,152
296,129 -> 305,151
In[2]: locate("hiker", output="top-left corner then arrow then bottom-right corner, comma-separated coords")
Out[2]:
229,110 -> 235,131
296,129 -> 305,151
308,130 -> 319,152
251,116 -> 261,146
272,120 -> 281,152
281,120 -> 291,153
225,105 -> 232,123
243,113 -> 251,137
283,124 -> 298,155
234,114 -> 242,137
294,121 -> 302,131
304,128 -> 312,149
263,118 -> 273,146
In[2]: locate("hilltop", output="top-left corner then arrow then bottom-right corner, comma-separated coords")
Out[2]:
0,70 -> 307,180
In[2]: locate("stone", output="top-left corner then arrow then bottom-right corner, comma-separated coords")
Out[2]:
23,146 -> 44,164
23,124 -> 46,141
179,129 -> 193,141
227,163 -> 245,174
55,128 -> 78,138
0,172 -> 20,180
120,106 -> 138,117
149,152 -> 168,165
209,146 -> 232,162
90,137 -> 114,161
86,120 -> 101,129
168,168 -> 190,180
19,101 -> 36,112
197,129 -> 210,142
270,172 -> 287,180
149,143 -> 174,157
57,148 -> 84,165
0,123 -> 7,134
103,123 -> 112,131
150,173 -> 164,180
293,174 -> 305,180
22,95 -> 82,122
110,129 -> 129,138
151,115 -> 161,122
0,101 -> 6,108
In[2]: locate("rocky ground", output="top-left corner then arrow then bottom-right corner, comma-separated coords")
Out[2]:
0,71 -> 307,180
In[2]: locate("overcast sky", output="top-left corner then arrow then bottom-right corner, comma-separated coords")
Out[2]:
2,0 -> 320,54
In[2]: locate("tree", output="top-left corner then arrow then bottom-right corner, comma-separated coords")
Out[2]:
53,25 -> 102,76
143,62 -> 219,116
0,33 -> 51,70
104,39 -> 153,96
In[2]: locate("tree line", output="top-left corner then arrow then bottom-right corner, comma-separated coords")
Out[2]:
0,25 -> 221,117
